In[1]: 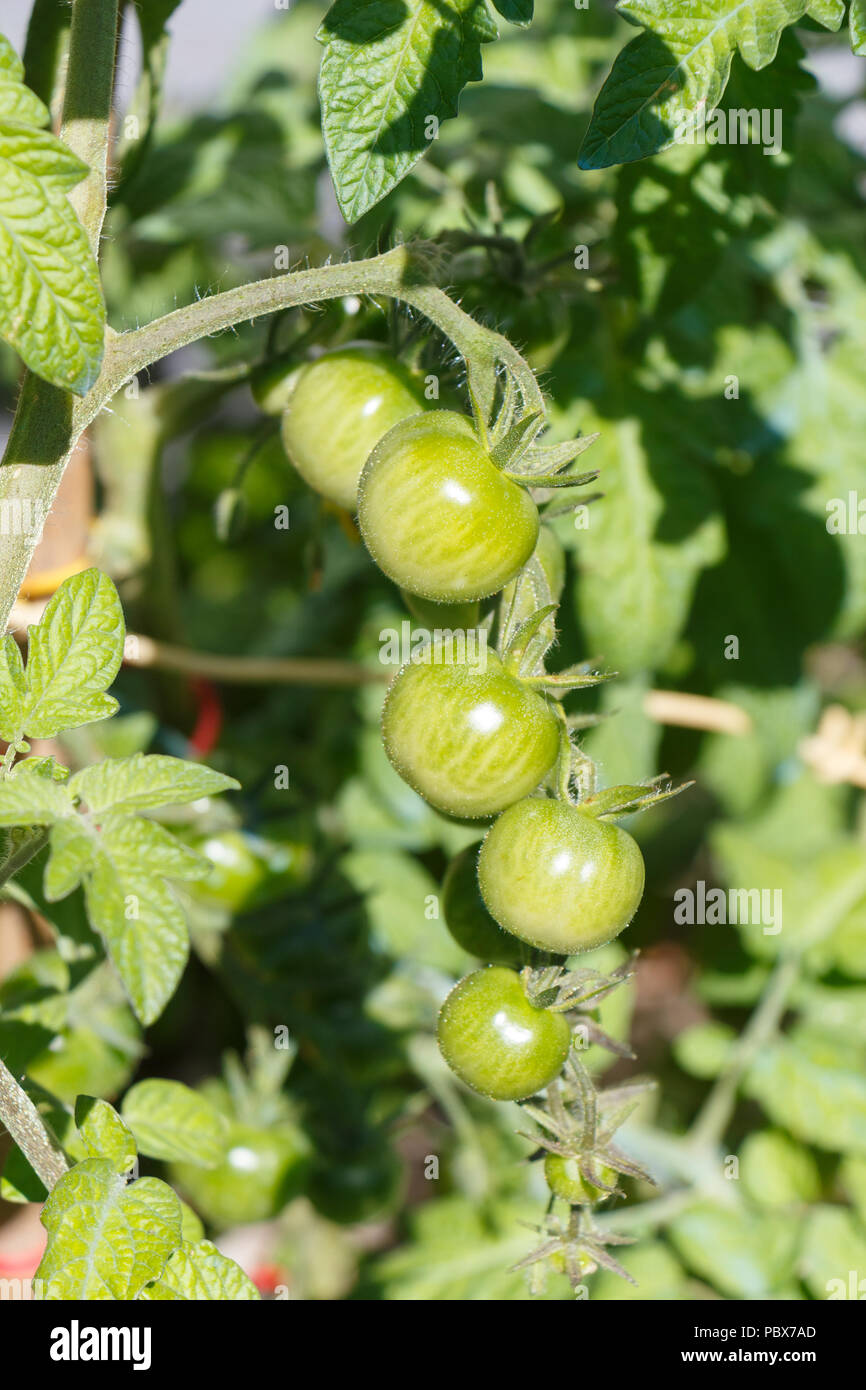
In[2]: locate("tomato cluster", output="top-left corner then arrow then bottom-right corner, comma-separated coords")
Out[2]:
272,347 -> 647,1185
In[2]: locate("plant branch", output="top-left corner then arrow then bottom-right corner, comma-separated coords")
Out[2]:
687,954 -> 799,1152
0,829 -> 49,889
123,635 -> 388,687
0,1057 -> 68,1191
1,243 -> 541,633
60,0 -> 118,254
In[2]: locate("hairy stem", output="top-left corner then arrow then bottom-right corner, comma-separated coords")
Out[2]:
0,1057 -> 68,1191
0,829 -> 49,890
60,0 -> 118,254
1,243 -> 540,633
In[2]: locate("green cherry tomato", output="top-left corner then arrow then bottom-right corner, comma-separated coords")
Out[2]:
437,966 -> 571,1100
358,411 -> 539,602
478,798 -> 645,955
382,648 -> 559,818
279,347 -> 426,509
442,846 -> 524,965
171,1121 -> 311,1229
544,1153 -> 617,1205
191,829 -> 313,913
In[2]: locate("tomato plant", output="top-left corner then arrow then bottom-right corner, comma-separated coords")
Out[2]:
0,0 -> 864,1320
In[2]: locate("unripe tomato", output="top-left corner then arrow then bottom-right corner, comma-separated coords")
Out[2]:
437,966 -> 571,1100
171,1120 -> 311,1229
544,1152 -> 617,1205
478,798 -> 645,955
191,829 -> 313,913
382,648 -> 559,818
279,347 -> 426,509
442,845 -> 524,966
358,411 -> 539,602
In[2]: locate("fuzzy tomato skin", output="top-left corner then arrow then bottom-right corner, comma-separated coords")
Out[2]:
442,846 -> 524,966
544,1153 -> 617,1205
358,411 -> 539,602
171,1122 -> 311,1229
279,347 -> 426,509
382,649 -> 559,818
478,798 -> 645,955
437,966 -> 571,1100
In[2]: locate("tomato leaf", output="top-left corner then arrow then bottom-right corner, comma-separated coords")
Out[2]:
0,760 -> 73,825
805,0 -> 844,27
36,1160 -> 183,1300
121,1079 -> 228,1167
578,0 -> 833,170
745,1040 -> 866,1155
317,0 -> 498,222
79,817 -> 209,1026
0,33 -> 105,393
140,1240 -> 260,1300
668,1201 -> 798,1298
14,569 -> 125,741
799,1207 -> 866,1299
74,1096 -> 138,1175
569,411 -> 725,674
70,752 -> 238,816
492,0 -> 534,23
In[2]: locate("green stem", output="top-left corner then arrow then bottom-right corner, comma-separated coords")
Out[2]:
0,0 -> 119,631
1,244 -> 542,633
60,0 -> 118,255
0,828 -> 49,891
687,954 -> 799,1152
23,0 -> 72,111
0,1057 -> 68,1191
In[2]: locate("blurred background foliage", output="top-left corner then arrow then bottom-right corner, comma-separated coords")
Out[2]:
2,0 -> 866,1299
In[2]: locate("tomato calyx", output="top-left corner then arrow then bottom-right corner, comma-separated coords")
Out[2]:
522,955 -> 638,1026
511,1207 -> 638,1293
578,776 -> 694,820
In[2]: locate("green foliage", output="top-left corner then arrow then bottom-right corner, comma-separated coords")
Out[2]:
2,0 -> 866,1308
0,571 -> 237,1024
579,0 -> 834,169
318,0 -> 498,221
668,1201 -> 800,1298
0,33 -> 104,392
120,1080 -> 229,1166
